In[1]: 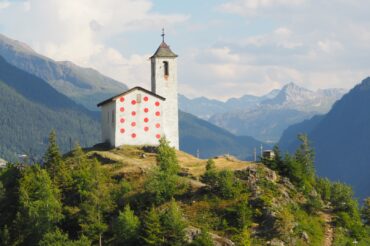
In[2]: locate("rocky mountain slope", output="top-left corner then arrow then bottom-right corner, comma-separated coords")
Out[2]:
0,33 -> 128,111
279,77 -> 370,200
179,89 -> 279,120
209,83 -> 345,142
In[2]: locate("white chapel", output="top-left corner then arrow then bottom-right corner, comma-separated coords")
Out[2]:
97,32 -> 179,149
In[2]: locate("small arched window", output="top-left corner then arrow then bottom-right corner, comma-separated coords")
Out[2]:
163,61 -> 169,76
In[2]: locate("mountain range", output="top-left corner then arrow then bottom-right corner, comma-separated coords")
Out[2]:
279,77 -> 370,200
0,33 -> 267,161
180,83 -> 346,142
0,55 -> 100,161
0,34 -> 127,111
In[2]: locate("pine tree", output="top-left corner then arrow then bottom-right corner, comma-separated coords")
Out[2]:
295,134 -> 315,187
39,229 -> 91,246
18,165 -> 63,244
141,207 -> 163,245
76,159 -> 113,244
43,130 -> 69,188
362,198 -> 370,226
205,159 -> 215,171
157,137 -> 179,175
44,130 -> 62,178
114,204 -> 140,245
161,199 -> 187,246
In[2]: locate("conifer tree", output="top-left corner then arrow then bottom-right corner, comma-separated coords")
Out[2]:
146,137 -> 187,204
43,130 -> 69,187
205,159 -> 216,171
18,165 -> 63,244
114,204 -> 140,245
157,137 -> 179,175
161,199 -> 187,246
141,207 -> 163,245
295,134 -> 315,187
76,159 -> 113,245
362,198 -> 370,226
39,229 -> 91,246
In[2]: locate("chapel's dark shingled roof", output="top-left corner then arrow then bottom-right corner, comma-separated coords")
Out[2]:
150,41 -> 178,58
97,86 -> 165,107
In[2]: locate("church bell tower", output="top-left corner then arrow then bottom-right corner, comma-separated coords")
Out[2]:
150,30 -> 179,149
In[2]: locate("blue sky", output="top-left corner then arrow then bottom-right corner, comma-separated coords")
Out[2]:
1,0 -> 370,100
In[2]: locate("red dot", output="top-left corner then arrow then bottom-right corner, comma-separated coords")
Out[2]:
156,134 -> 161,139
120,118 -> 125,123
155,111 -> 161,116
144,118 -> 149,123
131,111 -> 136,116
144,96 -> 149,102
155,123 -> 160,128
144,126 -> 149,132
120,128 -> 125,134
155,101 -> 160,107
120,97 -> 125,102
144,108 -> 149,113
131,122 -> 136,127
131,100 -> 137,105
120,107 -> 125,112
131,133 -> 136,138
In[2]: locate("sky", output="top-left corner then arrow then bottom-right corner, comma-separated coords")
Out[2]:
0,0 -> 370,100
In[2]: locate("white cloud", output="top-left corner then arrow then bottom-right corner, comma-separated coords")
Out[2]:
0,1 -> 10,10
0,0 -> 188,89
219,0 -> 305,15
1,0 -> 370,100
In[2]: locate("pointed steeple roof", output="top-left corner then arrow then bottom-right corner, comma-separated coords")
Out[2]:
150,41 -> 178,58
150,29 -> 177,58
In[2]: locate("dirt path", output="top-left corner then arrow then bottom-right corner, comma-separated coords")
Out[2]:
320,208 -> 334,246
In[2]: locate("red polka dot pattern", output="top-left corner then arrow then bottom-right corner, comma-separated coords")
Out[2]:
115,93 -> 164,144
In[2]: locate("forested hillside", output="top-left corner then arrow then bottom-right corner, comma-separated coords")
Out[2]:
0,135 -> 369,245
0,56 -> 100,161
279,77 -> 370,200
0,33 -> 128,111
179,111 -> 268,160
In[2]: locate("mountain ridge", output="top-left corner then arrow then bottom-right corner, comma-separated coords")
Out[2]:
279,77 -> 370,199
0,33 -> 128,111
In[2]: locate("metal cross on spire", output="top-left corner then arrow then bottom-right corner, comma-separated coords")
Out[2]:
161,28 -> 165,42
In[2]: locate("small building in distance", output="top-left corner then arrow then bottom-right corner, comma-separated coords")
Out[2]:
263,150 -> 276,160
97,31 -> 179,149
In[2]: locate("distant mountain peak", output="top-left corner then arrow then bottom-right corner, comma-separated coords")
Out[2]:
0,33 -> 37,55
